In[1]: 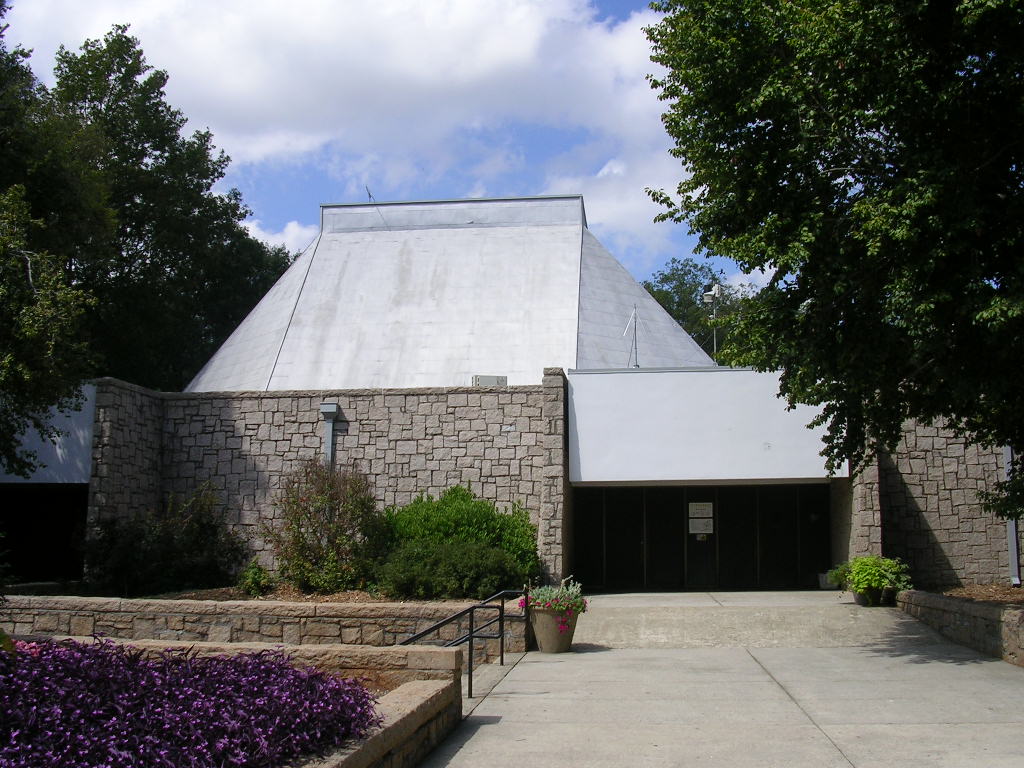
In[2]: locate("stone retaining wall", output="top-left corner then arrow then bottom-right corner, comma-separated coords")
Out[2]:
898,589 -> 1024,667
331,679 -> 460,768
2,595 -> 527,663
41,636 -> 463,694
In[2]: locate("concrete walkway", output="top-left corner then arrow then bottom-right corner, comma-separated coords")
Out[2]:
419,592 -> 1024,767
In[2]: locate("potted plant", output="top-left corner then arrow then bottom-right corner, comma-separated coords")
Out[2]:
521,577 -> 588,653
828,556 -> 912,606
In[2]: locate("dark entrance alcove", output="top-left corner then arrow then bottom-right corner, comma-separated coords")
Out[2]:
571,483 -> 831,591
0,483 -> 88,583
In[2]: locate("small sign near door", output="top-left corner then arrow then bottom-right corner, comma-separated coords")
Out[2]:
688,502 -> 714,534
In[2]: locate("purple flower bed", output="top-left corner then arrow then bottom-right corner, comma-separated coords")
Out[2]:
0,639 -> 381,768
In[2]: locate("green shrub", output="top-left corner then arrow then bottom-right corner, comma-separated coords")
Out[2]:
378,540 -> 528,600
829,555 -> 913,599
826,561 -> 851,588
263,461 -> 386,593
84,484 -> 247,597
385,486 -> 541,579
237,558 -> 275,597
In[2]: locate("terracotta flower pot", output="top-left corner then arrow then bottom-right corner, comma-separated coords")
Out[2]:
529,607 -> 579,653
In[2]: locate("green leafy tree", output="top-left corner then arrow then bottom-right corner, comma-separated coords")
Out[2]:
0,22 -> 114,282
0,8 -> 289,473
643,257 -> 747,360
0,2 -> 105,476
51,25 -> 290,390
646,0 -> 1024,515
0,186 -> 93,476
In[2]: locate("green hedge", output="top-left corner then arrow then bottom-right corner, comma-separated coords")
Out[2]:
385,486 -> 540,578
378,540 -> 528,600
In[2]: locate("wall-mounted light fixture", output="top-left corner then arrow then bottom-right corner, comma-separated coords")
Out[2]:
319,402 -> 341,466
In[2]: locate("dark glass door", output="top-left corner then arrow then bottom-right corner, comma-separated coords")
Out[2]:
571,484 -> 832,591
645,487 -> 685,589
603,487 -> 644,590
717,486 -> 758,589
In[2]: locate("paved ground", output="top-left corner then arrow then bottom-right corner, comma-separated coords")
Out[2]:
420,592 -> 1024,768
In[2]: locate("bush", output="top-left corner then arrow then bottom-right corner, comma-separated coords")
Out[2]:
0,638 -> 380,767
826,561 -> 851,588
386,486 -> 541,579
379,540 -> 529,600
237,558 -> 275,597
84,484 -> 247,597
828,555 -> 913,600
263,461 -> 386,593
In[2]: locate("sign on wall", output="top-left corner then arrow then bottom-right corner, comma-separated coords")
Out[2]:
688,502 -> 714,534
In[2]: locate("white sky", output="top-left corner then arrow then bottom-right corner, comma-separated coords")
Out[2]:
5,0 -> 758,285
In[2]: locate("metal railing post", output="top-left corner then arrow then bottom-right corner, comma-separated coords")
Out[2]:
467,609 -> 475,699
397,589 -> 527,700
498,599 -> 505,666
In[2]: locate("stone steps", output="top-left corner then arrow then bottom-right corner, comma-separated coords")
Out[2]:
572,592 -> 943,649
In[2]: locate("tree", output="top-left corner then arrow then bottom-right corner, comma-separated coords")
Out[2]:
52,25 -> 290,390
646,1 -> 1024,515
0,10 -> 290,474
643,257 -> 747,360
0,186 -> 93,476
0,2 -> 100,476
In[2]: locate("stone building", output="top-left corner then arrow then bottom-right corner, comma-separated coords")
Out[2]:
1,196 -> 1019,589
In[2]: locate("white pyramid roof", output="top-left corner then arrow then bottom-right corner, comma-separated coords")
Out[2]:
186,196 -> 713,392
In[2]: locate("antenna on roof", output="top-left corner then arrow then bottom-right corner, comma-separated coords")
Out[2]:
621,304 -> 649,368
365,186 -> 390,230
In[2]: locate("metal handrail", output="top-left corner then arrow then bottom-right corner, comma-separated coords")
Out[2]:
399,588 -> 526,698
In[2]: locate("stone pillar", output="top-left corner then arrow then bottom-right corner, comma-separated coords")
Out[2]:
849,456 -> 884,557
538,368 -> 569,583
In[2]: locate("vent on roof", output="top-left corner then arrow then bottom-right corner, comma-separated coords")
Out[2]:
472,375 -> 507,386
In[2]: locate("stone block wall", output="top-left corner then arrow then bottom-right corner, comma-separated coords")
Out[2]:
345,679 -> 462,768
878,422 -> 1021,588
92,637 -> 464,693
3,595 -> 527,664
847,459 -> 884,560
89,380 -> 164,523
88,371 -> 569,580
843,420 -> 1022,588
538,368 -> 570,580
899,590 -> 1024,667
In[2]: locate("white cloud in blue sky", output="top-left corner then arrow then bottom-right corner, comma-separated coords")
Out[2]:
4,0 -> 745,282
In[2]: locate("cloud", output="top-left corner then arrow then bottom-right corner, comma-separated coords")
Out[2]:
725,266 -> 772,292
243,219 -> 319,254
5,0 -> 692,274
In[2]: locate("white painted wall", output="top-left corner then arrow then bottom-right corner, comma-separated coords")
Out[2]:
567,369 -> 842,484
0,384 -> 96,484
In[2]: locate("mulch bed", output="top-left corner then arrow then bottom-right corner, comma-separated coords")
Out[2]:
62,582 -> 1024,607
939,583 -> 1024,606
